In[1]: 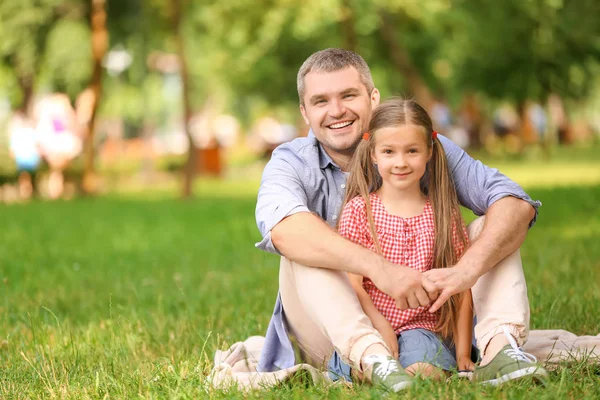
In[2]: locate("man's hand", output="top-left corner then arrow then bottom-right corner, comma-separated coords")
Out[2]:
423,265 -> 478,313
371,261 -> 433,310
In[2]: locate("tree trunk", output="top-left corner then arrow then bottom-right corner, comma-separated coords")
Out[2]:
379,12 -> 435,111
81,0 -> 108,194
340,0 -> 358,51
171,0 -> 196,199
15,71 -> 35,116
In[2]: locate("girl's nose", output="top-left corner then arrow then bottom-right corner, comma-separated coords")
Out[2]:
394,155 -> 408,168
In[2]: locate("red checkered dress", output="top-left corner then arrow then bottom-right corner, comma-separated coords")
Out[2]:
338,193 -> 467,334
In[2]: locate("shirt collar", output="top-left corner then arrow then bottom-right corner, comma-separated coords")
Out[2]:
308,129 -> 342,170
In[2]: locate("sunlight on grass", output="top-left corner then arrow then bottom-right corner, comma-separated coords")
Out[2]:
1,147 -> 599,398
487,161 -> 600,189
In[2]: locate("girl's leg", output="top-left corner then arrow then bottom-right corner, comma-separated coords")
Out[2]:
397,329 -> 456,378
405,363 -> 446,380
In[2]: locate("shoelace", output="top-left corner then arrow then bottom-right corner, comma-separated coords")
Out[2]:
374,358 -> 400,380
502,325 -> 537,363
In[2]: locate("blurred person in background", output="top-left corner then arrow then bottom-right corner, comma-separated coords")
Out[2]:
35,94 -> 82,199
548,94 -> 570,145
8,111 -> 41,200
251,116 -> 298,159
432,97 -> 470,149
458,94 -> 483,149
491,104 -> 522,154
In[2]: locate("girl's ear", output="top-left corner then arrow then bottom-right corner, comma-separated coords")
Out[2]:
427,145 -> 433,161
370,148 -> 377,165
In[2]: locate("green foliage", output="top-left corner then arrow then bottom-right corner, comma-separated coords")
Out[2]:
443,0 -> 600,103
1,0 -> 599,129
41,18 -> 92,97
0,0 -> 90,106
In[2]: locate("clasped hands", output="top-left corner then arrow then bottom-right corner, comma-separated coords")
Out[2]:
371,261 -> 478,312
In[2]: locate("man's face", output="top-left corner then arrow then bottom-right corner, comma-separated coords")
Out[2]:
300,67 -> 380,161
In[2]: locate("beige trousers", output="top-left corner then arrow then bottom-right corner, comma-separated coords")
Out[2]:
279,216 -> 530,371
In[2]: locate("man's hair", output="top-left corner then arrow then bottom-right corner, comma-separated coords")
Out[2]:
297,48 -> 375,105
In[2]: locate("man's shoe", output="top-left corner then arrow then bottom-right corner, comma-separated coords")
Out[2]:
473,328 -> 548,386
363,355 -> 413,392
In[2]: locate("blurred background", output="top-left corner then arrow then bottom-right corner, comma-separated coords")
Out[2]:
1,0 -> 599,202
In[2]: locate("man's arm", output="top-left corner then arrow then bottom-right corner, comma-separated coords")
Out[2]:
272,212 -> 433,309
426,196 -> 534,312
272,212 -> 378,275
421,136 -> 540,312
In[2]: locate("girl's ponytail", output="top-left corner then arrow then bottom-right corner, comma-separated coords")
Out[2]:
428,136 -> 469,340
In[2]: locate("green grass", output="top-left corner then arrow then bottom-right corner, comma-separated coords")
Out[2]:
1,159 -> 600,398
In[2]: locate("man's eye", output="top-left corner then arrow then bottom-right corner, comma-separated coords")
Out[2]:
343,94 -> 355,99
315,99 -> 326,105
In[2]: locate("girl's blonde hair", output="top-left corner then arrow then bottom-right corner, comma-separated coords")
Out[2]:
342,97 -> 469,340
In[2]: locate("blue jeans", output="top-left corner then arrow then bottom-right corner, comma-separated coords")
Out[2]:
328,328 -> 479,382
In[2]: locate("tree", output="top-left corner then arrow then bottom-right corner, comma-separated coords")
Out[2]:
81,0 -> 108,194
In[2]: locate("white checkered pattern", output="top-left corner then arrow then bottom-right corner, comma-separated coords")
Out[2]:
338,193 -> 467,334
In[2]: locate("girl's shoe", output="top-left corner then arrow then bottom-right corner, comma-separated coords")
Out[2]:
363,355 -> 414,392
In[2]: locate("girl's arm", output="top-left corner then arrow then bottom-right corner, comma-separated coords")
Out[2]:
348,273 -> 399,358
455,289 -> 475,371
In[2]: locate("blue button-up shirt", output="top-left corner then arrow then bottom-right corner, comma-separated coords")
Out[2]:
255,132 -> 541,372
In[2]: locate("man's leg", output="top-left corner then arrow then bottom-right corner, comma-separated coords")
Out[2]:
279,256 -> 390,370
468,217 -> 547,385
467,216 -> 530,361
279,257 -> 413,392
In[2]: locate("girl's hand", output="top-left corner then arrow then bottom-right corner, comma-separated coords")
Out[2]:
373,319 -> 399,359
456,355 -> 475,372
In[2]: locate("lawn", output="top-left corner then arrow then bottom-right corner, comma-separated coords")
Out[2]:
1,149 -> 600,398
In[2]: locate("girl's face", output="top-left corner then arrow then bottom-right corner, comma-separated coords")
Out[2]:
371,124 -> 432,193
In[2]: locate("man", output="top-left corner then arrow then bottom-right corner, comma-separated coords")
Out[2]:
255,48 -> 546,392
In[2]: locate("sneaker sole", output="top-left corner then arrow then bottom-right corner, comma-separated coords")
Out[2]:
480,367 -> 548,386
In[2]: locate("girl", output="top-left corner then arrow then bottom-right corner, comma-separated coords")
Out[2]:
329,98 -> 475,381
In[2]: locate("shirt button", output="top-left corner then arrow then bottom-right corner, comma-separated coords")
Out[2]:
332,215 -> 337,220
341,184 -> 346,189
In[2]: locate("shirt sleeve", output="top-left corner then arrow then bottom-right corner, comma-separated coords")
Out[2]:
439,134 -> 542,227
337,198 -> 370,248
255,145 -> 311,255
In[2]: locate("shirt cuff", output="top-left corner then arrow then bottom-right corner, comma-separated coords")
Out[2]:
487,193 -> 542,228
255,204 -> 311,255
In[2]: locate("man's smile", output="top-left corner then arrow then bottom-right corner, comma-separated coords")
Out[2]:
326,120 -> 355,130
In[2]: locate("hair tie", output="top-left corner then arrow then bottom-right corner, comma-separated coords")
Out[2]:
432,131 -> 438,141
362,132 -> 371,141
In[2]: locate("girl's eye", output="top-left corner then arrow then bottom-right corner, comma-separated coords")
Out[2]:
383,149 -> 392,154
408,149 -> 418,154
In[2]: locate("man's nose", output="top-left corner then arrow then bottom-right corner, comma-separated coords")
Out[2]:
328,99 -> 346,118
